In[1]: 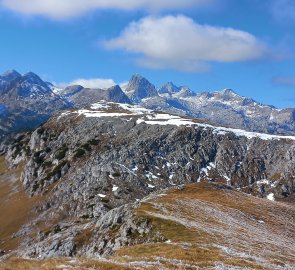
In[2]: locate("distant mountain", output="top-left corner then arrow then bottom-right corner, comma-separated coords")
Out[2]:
0,70 -> 71,137
1,70 -> 295,137
59,84 -> 131,107
158,82 -> 195,98
119,76 -> 295,135
124,74 -> 158,102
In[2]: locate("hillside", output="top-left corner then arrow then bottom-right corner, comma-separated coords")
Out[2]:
1,182 -> 295,269
0,102 -> 295,269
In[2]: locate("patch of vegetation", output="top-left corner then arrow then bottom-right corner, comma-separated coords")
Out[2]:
112,172 -> 121,177
88,138 -> 100,146
43,160 -> 67,181
33,150 -> 44,165
55,144 -> 68,160
36,127 -> 45,135
32,181 -> 40,192
101,197 -> 110,203
81,143 -> 91,151
42,160 -> 53,168
74,228 -> 93,249
45,147 -> 51,153
12,144 -> 22,159
74,148 -> 86,158
271,173 -> 281,181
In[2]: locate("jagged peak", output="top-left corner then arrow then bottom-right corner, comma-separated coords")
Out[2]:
23,71 -> 42,80
128,74 -> 153,86
1,69 -> 22,81
220,88 -> 237,95
108,84 -> 122,91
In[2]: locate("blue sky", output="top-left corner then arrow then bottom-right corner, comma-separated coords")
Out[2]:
0,0 -> 295,108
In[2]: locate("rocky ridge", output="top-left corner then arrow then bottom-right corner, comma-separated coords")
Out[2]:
2,101 -> 295,262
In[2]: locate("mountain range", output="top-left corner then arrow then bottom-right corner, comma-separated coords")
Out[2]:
1,70 -> 295,139
1,70 -> 295,268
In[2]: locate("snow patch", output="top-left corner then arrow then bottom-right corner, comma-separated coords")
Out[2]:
267,193 -> 275,201
112,186 -> 118,192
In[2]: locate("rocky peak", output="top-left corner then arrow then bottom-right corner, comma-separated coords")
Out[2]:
0,69 -> 21,81
158,82 -> 180,95
21,72 -> 49,88
107,85 -> 131,104
175,86 -> 195,98
61,85 -> 84,98
124,74 -> 158,102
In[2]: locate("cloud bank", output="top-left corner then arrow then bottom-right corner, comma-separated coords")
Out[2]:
58,78 -> 116,89
104,15 -> 269,72
0,0 -> 212,19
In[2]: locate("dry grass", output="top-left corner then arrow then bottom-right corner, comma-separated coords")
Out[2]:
0,257 -> 135,270
0,157 -> 42,252
115,182 -> 295,269
1,178 -> 295,269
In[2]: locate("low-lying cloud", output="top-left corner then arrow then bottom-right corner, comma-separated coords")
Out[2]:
0,0 -> 213,19
104,15 -> 269,72
58,78 -> 116,89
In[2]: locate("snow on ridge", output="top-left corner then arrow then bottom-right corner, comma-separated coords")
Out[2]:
137,114 -> 295,141
91,102 -> 111,110
65,101 -> 295,142
77,109 -> 130,118
117,103 -> 151,114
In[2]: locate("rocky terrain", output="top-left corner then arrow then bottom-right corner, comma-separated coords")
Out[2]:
0,101 -> 295,269
0,70 -> 71,139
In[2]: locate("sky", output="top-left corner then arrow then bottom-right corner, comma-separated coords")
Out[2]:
0,0 -> 295,108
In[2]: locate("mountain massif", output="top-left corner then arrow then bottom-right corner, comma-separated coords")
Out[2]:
1,70 -> 295,269
1,70 -> 295,139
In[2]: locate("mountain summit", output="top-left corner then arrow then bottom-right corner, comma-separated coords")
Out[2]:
124,74 -> 158,102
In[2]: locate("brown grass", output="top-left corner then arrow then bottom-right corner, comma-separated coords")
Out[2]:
115,182 -> 295,269
0,257 -> 135,270
0,157 -> 41,251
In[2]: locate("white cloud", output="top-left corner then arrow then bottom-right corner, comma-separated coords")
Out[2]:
58,78 -> 116,89
0,0 -> 213,19
104,15 -> 269,72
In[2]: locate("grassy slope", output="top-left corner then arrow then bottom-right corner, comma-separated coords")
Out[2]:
115,183 -> 295,269
0,157 -> 41,252
1,180 -> 295,269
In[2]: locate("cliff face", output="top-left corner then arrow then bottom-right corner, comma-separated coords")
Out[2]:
4,102 -> 295,259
